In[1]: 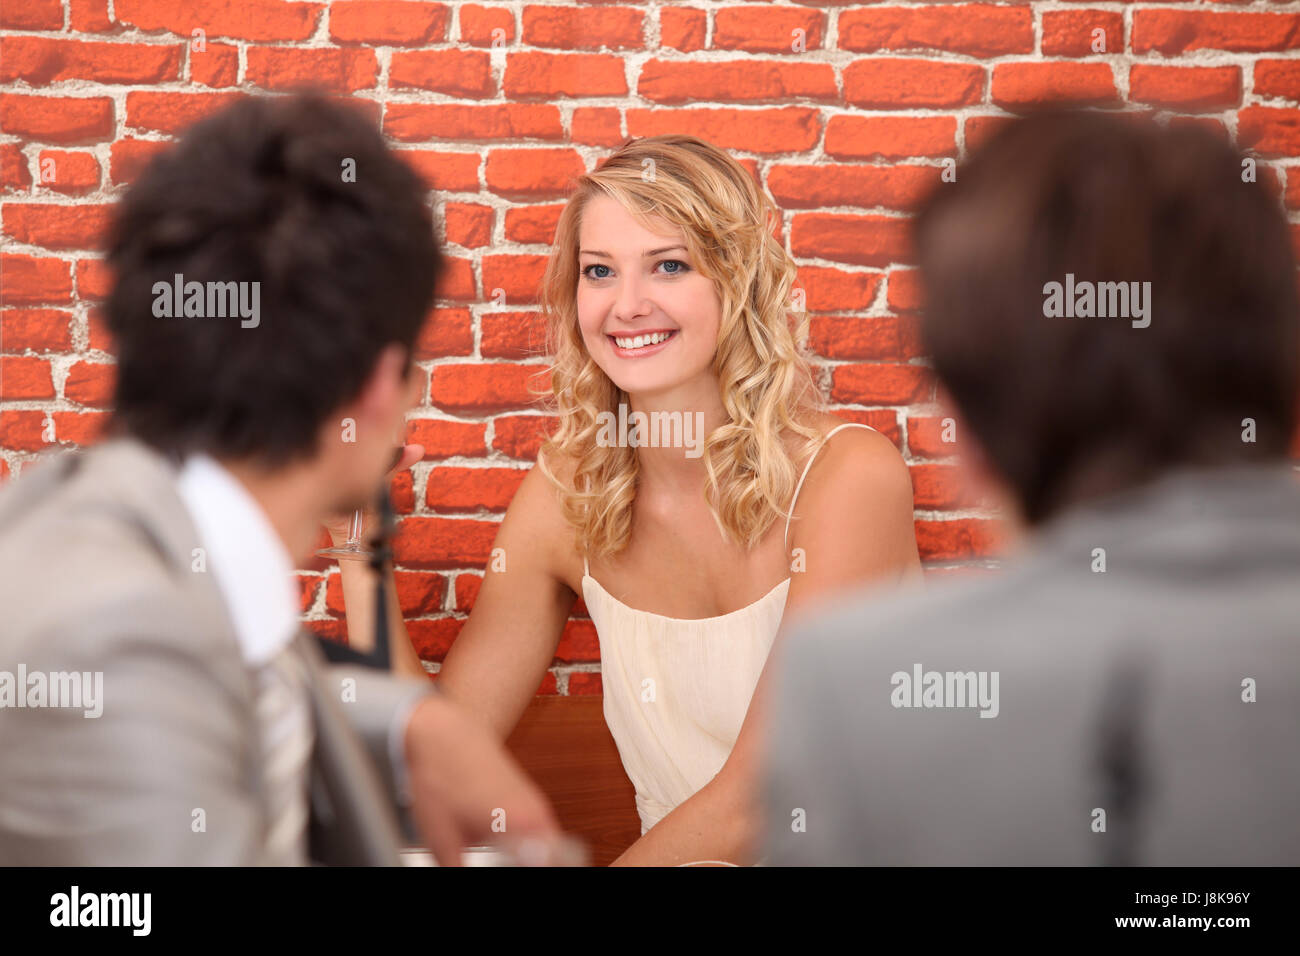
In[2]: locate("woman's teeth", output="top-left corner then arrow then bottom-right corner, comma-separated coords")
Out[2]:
613,331 -> 673,350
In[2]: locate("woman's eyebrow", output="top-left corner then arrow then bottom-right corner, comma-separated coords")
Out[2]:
578,244 -> 687,258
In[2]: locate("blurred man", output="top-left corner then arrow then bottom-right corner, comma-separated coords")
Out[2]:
762,110 -> 1300,865
0,94 -> 561,865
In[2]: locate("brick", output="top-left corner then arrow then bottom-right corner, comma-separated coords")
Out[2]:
910,463 -> 981,510
87,306 -> 113,351
1,0 -> 62,30
627,107 -> 819,153
555,620 -> 599,664
406,418 -> 487,458
393,516 -> 500,569
886,268 -> 923,313
660,7 -> 706,53
481,311 -> 547,358
429,363 -> 548,414
793,266 -> 881,312
481,254 -> 549,304
442,203 -> 493,248
0,356 -> 55,399
638,59 -> 837,104
414,307 -> 473,358
522,4 -> 643,50
991,62 -> 1118,111
75,258 -> 113,300
397,150 -> 480,192
1238,107 -> 1300,158
35,151 -> 101,195
3,204 -> 113,252
190,43 -> 239,87
329,1 -> 450,45
0,411 -> 48,451
504,52 -> 627,99
844,59 -> 983,110
790,213 -> 912,268
458,4 -> 515,47
326,569 -> 446,616
52,409 -> 109,445
1,255 -> 73,305
839,4 -> 1032,57
570,107 -> 622,147
832,408 -> 901,447
125,91 -> 244,134
1133,11 -> 1300,55
406,619 -> 463,661
768,164 -> 940,212
713,5 -> 825,53
0,95 -> 115,145
1,144 -> 31,190
824,115 -> 956,161
64,359 -> 116,406
114,0 -> 322,43
454,572 -> 482,611
490,414 -> 556,460
914,518 -> 1005,560
1129,65 -> 1241,112
385,103 -> 563,142
1255,60 -> 1300,102
246,47 -> 378,93
807,315 -> 922,361
568,672 -> 602,696
1041,10 -> 1124,58
0,37 -> 183,85
907,415 -> 960,459
503,205 -> 562,245
426,466 -> 527,512
435,257 -> 476,301
485,148 -> 584,199
829,363 -> 932,405
1,309 -> 73,352
109,138 -> 172,185
69,0 -> 113,32
390,50 -> 495,97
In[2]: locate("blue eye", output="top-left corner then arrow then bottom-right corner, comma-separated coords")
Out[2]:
582,264 -> 611,280
658,259 -> 689,275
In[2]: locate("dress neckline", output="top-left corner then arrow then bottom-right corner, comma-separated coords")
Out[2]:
582,572 -> 790,625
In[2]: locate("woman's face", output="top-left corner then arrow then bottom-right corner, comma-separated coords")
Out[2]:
575,194 -> 722,401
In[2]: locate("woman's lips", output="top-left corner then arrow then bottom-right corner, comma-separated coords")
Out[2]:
607,329 -> 677,359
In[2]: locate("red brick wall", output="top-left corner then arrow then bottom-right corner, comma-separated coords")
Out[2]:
2,1 -> 1298,691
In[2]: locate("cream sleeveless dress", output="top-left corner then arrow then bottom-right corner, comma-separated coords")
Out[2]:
582,422 -> 876,836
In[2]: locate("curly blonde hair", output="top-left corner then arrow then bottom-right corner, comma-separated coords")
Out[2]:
536,134 -> 825,559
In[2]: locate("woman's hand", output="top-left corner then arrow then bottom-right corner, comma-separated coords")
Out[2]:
322,442 -> 425,546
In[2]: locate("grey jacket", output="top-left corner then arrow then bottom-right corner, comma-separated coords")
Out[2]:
0,438 -> 432,865
762,463 -> 1300,865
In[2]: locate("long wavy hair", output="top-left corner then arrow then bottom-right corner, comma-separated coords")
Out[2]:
535,134 -> 825,559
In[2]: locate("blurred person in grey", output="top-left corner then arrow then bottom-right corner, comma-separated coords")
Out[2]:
0,94 -> 564,865
760,110 -> 1300,865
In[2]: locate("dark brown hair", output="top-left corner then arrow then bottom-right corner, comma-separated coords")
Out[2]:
913,110 -> 1299,525
106,93 -> 443,467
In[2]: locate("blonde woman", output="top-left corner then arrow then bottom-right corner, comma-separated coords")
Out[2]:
339,135 -> 921,865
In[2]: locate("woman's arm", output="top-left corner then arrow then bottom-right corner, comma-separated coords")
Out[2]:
610,427 -> 921,865
436,462 -> 578,740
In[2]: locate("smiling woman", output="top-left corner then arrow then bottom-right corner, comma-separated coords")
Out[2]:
391,135 -> 921,866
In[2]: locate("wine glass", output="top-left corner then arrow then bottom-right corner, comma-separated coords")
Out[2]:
316,444 -> 405,561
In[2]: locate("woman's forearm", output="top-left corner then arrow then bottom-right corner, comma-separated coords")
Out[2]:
609,776 -> 760,866
335,556 -> 426,679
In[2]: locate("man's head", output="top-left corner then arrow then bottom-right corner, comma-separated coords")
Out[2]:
105,93 -> 441,511
914,110 -> 1299,526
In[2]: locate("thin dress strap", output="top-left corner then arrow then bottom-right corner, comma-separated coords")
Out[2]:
783,423 -> 877,550
583,553 -> 589,577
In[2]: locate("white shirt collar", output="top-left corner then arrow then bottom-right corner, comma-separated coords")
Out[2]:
174,452 -> 300,667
